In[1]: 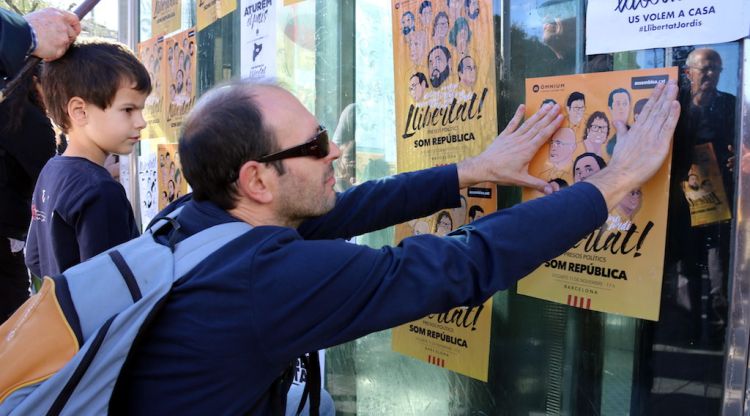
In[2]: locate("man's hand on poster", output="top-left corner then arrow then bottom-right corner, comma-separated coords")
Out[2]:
457,102 -> 562,192
586,80 -> 680,210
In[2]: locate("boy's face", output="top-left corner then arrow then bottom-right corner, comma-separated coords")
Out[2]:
82,84 -> 148,157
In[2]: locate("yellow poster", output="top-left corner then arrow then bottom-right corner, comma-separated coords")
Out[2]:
152,0 -> 181,37
157,144 -> 189,209
138,36 -> 167,140
517,68 -> 678,321
390,0 -> 497,382
164,28 -> 197,141
683,142 -> 732,227
196,0 -> 237,30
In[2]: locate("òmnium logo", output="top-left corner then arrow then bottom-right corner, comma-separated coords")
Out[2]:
532,82 -> 565,93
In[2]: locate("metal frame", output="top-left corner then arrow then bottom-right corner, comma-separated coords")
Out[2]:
722,38 -> 750,416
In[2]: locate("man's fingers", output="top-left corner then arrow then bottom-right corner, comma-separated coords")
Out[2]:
523,105 -> 561,142
529,114 -> 563,148
513,173 -> 549,193
515,103 -> 553,136
500,105 -> 525,136
634,82 -> 665,123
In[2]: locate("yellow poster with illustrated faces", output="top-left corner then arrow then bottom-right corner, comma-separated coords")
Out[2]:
518,67 -> 677,321
164,28 -> 197,141
157,144 -> 189,210
390,0 -> 496,382
137,36 -> 167,140
196,0 -> 237,30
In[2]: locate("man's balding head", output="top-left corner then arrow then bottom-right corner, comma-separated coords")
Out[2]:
180,81 -> 283,209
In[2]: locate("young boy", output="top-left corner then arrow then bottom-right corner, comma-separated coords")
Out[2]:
25,39 -> 151,279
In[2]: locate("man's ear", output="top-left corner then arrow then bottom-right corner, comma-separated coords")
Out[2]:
236,160 -> 274,204
67,97 -> 88,127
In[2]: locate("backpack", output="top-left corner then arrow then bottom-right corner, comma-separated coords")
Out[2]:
0,210 -> 251,415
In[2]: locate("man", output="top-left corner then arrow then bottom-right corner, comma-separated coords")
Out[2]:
566,91 -> 585,136
573,152 -> 606,183
407,30 -> 427,66
605,87 -> 631,155
544,126 -> 576,181
1,7 -> 79,320
113,80 -> 679,414
457,55 -> 476,88
400,11 -> 415,38
468,205 -> 484,221
428,45 -> 451,88
408,72 -> 428,101
419,1 -> 432,28
465,0 -> 479,20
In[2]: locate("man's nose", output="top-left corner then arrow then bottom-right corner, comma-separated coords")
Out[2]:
327,141 -> 342,161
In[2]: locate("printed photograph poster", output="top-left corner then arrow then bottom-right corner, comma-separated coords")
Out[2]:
390,0 -> 497,382
586,0 -> 750,54
517,67 -> 678,321
152,0 -> 181,37
683,142 -> 732,227
197,0 -> 237,30
164,28 -> 197,141
138,35 -> 167,140
240,0 -> 277,79
157,144 -> 189,210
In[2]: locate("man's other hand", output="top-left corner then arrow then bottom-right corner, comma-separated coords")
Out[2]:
24,8 -> 81,61
457,102 -> 563,192
586,80 -> 680,210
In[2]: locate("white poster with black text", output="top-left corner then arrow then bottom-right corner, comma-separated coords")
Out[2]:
586,0 -> 750,54
240,0 -> 277,79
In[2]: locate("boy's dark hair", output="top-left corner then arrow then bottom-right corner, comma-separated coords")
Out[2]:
41,39 -> 152,132
179,81 -> 282,210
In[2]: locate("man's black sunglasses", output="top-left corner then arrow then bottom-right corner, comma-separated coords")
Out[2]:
256,126 -> 329,163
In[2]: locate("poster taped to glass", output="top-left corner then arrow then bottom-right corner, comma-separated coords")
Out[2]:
518,67 -> 677,321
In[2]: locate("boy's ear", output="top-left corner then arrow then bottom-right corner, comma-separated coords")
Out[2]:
67,97 -> 88,127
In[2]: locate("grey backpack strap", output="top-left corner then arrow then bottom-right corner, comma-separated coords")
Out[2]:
173,221 -> 252,278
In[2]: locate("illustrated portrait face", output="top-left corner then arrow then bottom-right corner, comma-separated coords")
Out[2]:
435,211 -> 453,236
633,98 -> 648,122
175,69 -> 185,94
447,0 -> 462,19
408,31 -> 427,64
468,205 -> 484,221
186,77 -> 193,96
687,173 -> 700,190
686,48 -> 722,97
413,220 -> 430,235
419,1 -> 433,27
409,73 -> 428,101
428,46 -> 451,88
573,153 -> 606,183
584,112 -> 610,150
449,18 -> 471,57
458,56 -> 476,87
618,188 -> 642,216
548,127 -> 576,165
169,84 -> 176,100
608,89 -> 631,124
433,12 -> 450,42
401,11 -> 415,36
189,41 -> 195,56
466,0 -> 479,19
567,96 -> 585,126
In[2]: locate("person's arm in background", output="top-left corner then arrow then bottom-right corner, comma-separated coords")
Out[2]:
0,7 -> 80,79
